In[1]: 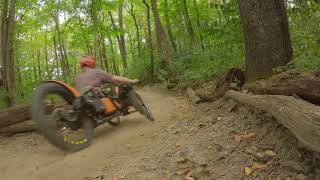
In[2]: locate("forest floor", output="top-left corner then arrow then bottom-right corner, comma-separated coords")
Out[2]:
0,85 -> 319,180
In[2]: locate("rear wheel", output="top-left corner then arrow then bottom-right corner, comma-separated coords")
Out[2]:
127,90 -> 154,121
32,82 -> 94,151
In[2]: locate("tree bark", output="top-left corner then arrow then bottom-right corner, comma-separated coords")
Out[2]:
0,0 -> 16,106
226,90 -> 320,153
238,0 -> 293,81
143,0 -> 155,82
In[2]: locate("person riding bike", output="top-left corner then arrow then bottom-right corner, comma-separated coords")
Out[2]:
75,56 -> 139,114
75,56 -> 139,92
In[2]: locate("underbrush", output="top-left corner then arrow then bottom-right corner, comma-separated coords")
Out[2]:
126,48 -> 245,85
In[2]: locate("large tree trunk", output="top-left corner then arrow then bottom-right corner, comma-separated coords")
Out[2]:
0,0 -> 16,106
226,90 -> 320,153
143,0 -> 155,82
238,0 -> 293,81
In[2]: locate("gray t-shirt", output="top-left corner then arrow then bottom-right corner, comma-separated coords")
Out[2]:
75,68 -> 113,91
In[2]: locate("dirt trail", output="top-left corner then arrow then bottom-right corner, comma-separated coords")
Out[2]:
0,86 -> 319,180
0,86 -> 176,180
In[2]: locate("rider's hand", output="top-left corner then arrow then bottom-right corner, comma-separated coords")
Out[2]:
132,79 -> 141,84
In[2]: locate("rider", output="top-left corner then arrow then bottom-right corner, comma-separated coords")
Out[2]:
75,56 -> 139,113
75,56 -> 139,93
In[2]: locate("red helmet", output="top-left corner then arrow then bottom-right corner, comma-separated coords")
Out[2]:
80,56 -> 96,68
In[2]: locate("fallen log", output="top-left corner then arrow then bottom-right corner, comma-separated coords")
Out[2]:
0,106 -> 31,128
225,90 -> 320,153
245,71 -> 320,105
186,88 -> 202,104
0,104 -> 54,128
0,120 -> 37,136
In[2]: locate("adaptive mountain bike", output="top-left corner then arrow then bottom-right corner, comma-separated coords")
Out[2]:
32,80 -> 154,151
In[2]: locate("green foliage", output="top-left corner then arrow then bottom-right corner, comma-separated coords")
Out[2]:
288,1 -> 320,71
1,0 -> 319,110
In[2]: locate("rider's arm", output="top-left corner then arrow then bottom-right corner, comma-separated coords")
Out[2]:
111,75 -> 139,84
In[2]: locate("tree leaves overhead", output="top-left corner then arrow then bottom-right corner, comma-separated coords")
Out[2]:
0,0 -> 318,108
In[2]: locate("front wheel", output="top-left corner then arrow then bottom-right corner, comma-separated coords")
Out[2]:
32,82 -> 94,151
127,90 -> 155,121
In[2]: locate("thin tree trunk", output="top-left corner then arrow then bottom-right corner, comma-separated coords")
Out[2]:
91,0 -> 100,65
238,0 -> 293,81
36,50 -> 41,81
52,0 -> 69,81
143,0 -> 155,82
164,0 -> 177,53
193,0 -> 205,51
118,3 -> 127,69
44,27 -> 50,79
127,3 -> 141,58
109,38 -> 119,75
101,36 -> 109,72
53,31 -> 60,78
181,0 -> 196,46
128,32 -> 135,61
76,13 -> 92,55
109,9 -> 127,70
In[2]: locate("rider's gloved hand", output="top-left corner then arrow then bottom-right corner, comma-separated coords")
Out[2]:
132,79 -> 141,84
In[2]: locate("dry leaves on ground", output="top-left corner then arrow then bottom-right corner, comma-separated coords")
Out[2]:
234,132 -> 256,143
244,162 -> 268,176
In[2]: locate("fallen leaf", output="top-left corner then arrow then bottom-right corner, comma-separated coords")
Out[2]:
252,162 -> 267,170
240,132 -> 256,139
265,150 -> 277,157
244,167 -> 254,176
234,134 -> 242,143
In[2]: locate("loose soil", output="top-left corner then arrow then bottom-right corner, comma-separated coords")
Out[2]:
0,85 -> 319,180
